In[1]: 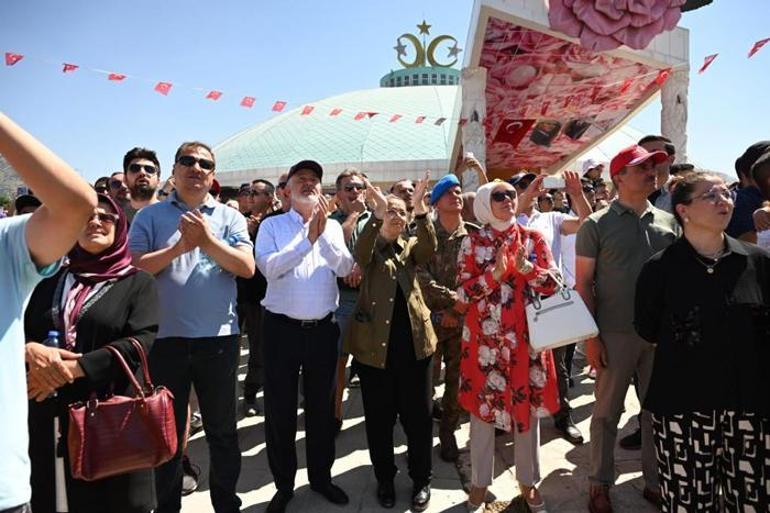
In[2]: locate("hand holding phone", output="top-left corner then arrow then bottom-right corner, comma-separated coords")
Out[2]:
542,176 -> 565,189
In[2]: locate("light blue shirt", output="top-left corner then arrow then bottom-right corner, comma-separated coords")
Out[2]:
0,215 -> 60,509
256,209 -> 354,320
128,192 -> 252,339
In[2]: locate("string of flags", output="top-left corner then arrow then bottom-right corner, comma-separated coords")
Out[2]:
695,36 -> 769,74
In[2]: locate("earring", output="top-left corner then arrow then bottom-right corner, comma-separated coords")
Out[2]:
684,217 -> 690,223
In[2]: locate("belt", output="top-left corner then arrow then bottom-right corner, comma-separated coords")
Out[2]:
269,311 -> 333,329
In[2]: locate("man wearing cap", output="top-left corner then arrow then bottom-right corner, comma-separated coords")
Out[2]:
255,160 -> 354,513
512,171 -> 592,445
416,174 -> 478,462
576,144 -> 679,512
13,194 -> 41,215
129,141 -> 254,513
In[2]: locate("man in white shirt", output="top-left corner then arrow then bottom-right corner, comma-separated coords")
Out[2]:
255,160 -> 354,513
510,170 -> 591,444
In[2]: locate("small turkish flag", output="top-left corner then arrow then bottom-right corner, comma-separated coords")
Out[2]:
415,116 -> 426,124
493,119 -> 535,148
698,54 -> 718,74
459,118 -> 468,127
329,108 -> 343,116
108,73 -> 126,81
654,69 -> 671,86
206,90 -> 223,101
389,114 -> 402,123
619,79 -> 634,94
154,82 -> 173,96
62,63 -> 79,73
354,112 -> 366,121
240,96 -> 255,108
272,101 -> 287,112
748,38 -> 770,58
301,105 -> 314,116
5,53 -> 23,66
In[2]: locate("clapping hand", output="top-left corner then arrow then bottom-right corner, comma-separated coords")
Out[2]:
308,194 -> 329,244
513,244 -> 534,275
179,210 -> 214,249
413,170 -> 431,216
492,242 -> 510,281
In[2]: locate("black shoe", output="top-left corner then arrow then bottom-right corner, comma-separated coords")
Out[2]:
243,396 -> 260,417
377,481 -> 396,508
555,417 -> 584,445
311,482 -> 349,505
266,490 -> 294,513
181,456 -> 200,496
412,484 -> 431,512
619,428 -> 642,450
439,432 -> 459,462
432,399 -> 443,421
334,417 -> 343,437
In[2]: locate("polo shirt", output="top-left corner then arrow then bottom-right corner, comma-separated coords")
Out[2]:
575,200 -> 679,333
128,191 -> 252,339
0,215 -> 60,509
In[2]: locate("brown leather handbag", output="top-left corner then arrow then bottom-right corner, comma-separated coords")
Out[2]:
67,338 -> 177,481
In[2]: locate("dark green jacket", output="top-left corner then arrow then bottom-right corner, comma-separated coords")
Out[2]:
344,214 -> 437,368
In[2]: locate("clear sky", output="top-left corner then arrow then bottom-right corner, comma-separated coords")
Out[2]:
0,0 -> 767,182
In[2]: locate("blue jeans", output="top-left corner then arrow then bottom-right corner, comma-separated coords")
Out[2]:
149,336 -> 242,513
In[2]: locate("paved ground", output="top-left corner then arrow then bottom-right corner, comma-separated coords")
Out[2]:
183,341 -> 657,512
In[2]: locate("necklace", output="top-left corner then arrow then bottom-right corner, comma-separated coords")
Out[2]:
693,248 -> 724,274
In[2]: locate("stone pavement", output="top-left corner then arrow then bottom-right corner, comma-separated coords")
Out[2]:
182,343 -> 658,512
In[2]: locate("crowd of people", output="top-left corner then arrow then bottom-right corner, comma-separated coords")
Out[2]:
1,108 -> 769,513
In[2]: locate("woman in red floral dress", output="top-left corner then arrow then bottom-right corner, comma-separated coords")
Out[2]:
459,180 -> 560,513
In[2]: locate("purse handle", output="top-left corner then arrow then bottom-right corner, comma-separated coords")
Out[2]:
102,338 -> 153,399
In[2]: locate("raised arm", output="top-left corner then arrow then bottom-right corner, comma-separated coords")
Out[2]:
0,113 -> 97,266
560,170 -> 592,235
409,172 -> 437,265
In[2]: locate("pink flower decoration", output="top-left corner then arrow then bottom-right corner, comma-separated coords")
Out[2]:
549,0 -> 686,51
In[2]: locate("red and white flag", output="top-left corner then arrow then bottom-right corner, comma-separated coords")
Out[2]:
389,114 -> 402,123
108,73 -> 126,81
62,63 -> 79,73
272,101 -> 287,112
354,112 -> 366,121
748,37 -> 770,58
240,96 -> 255,108
4,52 -> 23,66
301,105 -> 314,116
329,108 -> 343,116
206,90 -> 223,101
698,54 -> 718,74
654,68 -> 671,86
154,82 -> 173,96
415,116 -> 426,124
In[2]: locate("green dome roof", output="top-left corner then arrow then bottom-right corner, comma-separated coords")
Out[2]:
214,85 -> 460,184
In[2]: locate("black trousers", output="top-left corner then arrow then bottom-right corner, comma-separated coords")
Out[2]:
262,311 -> 340,492
652,411 -> 770,512
149,336 -> 242,513
552,343 -> 576,422
356,354 -> 433,487
237,302 -> 264,398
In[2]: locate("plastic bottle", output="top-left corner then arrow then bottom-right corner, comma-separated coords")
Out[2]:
43,330 -> 61,350
42,330 -> 69,512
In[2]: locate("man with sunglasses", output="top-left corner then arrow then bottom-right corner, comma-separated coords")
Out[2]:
129,141 -> 254,513
123,147 -> 162,215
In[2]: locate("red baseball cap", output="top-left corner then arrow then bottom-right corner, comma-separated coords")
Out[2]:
609,145 -> 668,177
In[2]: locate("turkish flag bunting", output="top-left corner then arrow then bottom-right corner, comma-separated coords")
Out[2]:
748,38 -> 770,58
698,54 -> 718,74
329,108 -> 343,116
389,114 -> 402,123
272,101 -> 287,112
240,96 -> 255,108
154,82 -> 173,96
540,102 -> 550,116
301,105 -> 314,116
654,68 -> 671,86
62,63 -> 79,73
206,90 -> 223,100
354,112 -> 366,121
619,79 -> 634,94
459,118 -> 468,127
415,116 -> 426,124
5,52 -> 23,66
434,117 -> 446,126
108,73 -> 126,81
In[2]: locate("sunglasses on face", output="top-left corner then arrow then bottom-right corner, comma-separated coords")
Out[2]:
344,183 -> 366,192
177,155 -> 215,172
109,179 -> 124,189
128,163 -> 158,175
693,187 -> 733,204
491,190 -> 516,202
89,211 -> 119,224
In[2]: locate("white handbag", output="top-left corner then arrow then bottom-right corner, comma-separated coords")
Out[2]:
526,272 -> 598,352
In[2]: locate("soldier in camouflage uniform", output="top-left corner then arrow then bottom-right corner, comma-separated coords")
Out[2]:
417,174 -> 478,462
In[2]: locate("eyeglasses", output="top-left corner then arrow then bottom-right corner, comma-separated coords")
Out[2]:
89,211 -> 119,224
344,183 -> 366,192
109,179 -> 124,189
128,163 -> 158,175
491,190 -> 516,202
692,187 -> 733,204
177,155 -> 215,172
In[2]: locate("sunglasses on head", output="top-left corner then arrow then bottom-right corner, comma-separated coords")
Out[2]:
109,179 -> 124,189
491,190 -> 516,202
177,155 -> 215,171
344,183 -> 366,192
128,163 -> 158,175
89,211 -> 119,224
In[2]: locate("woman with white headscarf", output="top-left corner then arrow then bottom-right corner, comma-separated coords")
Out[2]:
458,180 -> 560,513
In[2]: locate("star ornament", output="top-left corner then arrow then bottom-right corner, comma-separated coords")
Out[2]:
394,38 -> 407,57
417,20 -> 431,35
448,43 -> 463,58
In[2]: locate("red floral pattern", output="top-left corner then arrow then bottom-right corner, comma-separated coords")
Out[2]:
457,224 -> 560,433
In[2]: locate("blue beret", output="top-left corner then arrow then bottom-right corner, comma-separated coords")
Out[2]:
430,174 -> 461,205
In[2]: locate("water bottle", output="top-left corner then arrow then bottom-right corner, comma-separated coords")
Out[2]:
42,330 -> 69,512
43,330 -> 61,349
